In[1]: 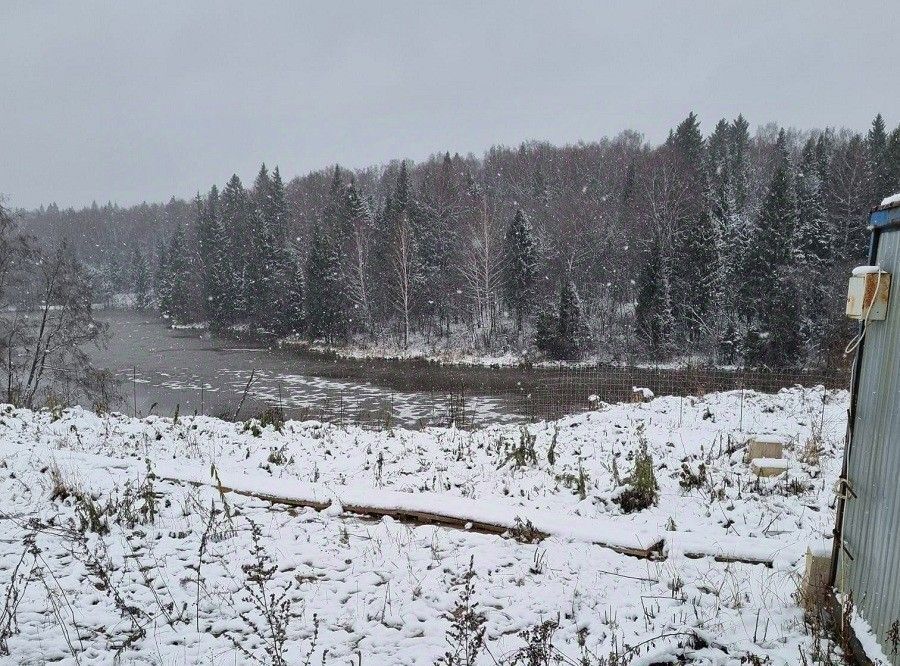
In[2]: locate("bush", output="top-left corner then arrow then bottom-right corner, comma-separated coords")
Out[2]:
616,429 -> 658,513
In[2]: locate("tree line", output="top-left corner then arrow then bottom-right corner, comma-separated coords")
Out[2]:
17,113 -> 900,367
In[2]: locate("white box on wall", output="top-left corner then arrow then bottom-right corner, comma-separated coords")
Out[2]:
846,268 -> 891,321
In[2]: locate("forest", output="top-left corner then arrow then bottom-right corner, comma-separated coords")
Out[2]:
16,112 -> 900,368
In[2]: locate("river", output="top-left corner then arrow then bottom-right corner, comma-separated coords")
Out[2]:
89,311 -> 524,427
88,312 -> 844,429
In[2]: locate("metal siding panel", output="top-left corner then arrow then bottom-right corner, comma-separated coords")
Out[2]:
842,228 -> 900,665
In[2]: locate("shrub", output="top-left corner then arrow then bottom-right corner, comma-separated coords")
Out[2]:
438,556 -> 486,666
616,429 -> 658,513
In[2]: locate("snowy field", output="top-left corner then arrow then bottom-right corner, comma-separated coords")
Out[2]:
0,387 -> 858,664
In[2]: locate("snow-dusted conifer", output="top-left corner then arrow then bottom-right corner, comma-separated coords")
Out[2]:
503,209 -> 537,331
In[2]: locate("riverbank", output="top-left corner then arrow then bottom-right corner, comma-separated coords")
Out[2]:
0,385 -> 874,664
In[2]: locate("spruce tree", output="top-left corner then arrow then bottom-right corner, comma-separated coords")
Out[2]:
130,245 -> 152,310
707,119 -> 738,326
246,164 -> 277,329
164,225 -> 195,324
196,186 -> 233,329
394,161 -> 410,212
271,248 -> 305,336
795,137 -> 831,267
757,273 -> 804,368
270,166 -> 289,245
534,307 -> 558,359
635,241 -> 674,357
868,114 -> 895,203
708,119 -> 733,226
557,279 -> 586,360
503,209 -> 537,331
219,174 -> 251,325
668,112 -> 719,341
305,219 -> 342,342
740,132 -> 801,366
742,132 -> 797,310
793,137 -> 832,360
265,166 -> 300,335
889,124 -> 900,196
304,168 -> 351,344
728,115 -> 751,211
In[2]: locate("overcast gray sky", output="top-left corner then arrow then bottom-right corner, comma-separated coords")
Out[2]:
1,1 -> 897,210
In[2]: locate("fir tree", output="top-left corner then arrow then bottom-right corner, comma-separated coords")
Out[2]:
503,209 -> 537,331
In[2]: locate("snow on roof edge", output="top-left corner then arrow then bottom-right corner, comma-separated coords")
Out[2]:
880,192 -> 900,209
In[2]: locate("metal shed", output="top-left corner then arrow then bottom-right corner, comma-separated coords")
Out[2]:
832,198 -> 900,664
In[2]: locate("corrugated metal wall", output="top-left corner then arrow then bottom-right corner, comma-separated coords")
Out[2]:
839,226 -> 900,665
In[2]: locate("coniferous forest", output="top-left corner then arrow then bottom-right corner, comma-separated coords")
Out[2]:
18,113 -> 900,368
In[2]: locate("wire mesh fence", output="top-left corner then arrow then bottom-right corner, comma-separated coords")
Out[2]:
43,363 -> 851,431
512,365 -> 851,423
229,364 -> 852,430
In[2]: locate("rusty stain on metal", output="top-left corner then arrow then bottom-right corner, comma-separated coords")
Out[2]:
846,272 -> 891,320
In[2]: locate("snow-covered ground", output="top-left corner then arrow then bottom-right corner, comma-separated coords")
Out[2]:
0,386 -> 868,664
281,334 -> 534,367
282,336 -> 750,371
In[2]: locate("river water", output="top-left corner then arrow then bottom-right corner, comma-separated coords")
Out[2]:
86,312 -> 843,428
90,311 -> 524,427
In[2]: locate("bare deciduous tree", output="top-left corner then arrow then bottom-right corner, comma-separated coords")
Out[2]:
0,206 -> 111,408
390,210 -> 418,348
458,197 -> 505,347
